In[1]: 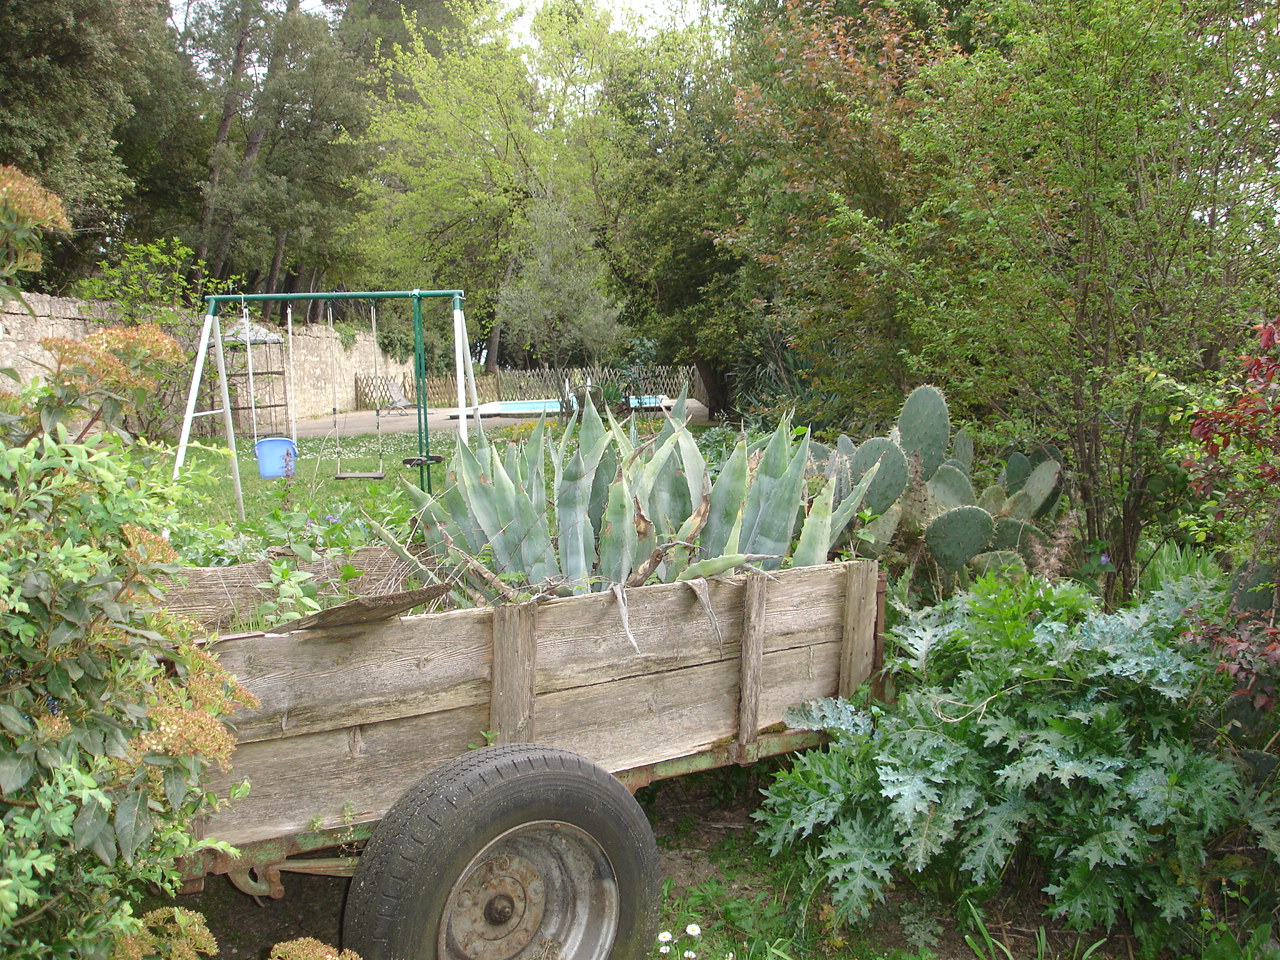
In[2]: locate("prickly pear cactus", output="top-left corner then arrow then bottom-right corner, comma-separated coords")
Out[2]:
847,437 -> 908,515
896,385 -> 950,482
925,505 -> 996,570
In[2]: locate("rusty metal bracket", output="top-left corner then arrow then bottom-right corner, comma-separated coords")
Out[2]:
227,863 -> 284,899
225,856 -> 361,900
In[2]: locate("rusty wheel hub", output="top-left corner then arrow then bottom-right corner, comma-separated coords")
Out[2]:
439,822 -> 618,960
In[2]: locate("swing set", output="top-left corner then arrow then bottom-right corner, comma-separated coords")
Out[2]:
173,289 -> 480,522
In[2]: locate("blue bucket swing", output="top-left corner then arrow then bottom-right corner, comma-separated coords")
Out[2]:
239,297 -> 297,480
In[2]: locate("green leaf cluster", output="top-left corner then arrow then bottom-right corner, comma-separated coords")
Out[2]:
756,576 -> 1279,949
0,366 -> 255,957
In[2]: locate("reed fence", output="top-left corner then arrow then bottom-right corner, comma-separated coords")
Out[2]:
355,365 -> 705,412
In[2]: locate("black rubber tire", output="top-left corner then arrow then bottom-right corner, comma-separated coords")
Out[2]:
342,744 -> 661,960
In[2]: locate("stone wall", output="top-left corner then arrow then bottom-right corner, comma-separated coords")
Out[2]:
285,322 -> 413,420
0,293 -> 413,422
0,293 -> 118,381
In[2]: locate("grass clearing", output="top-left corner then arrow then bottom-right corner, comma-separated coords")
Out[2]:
180,430 -> 454,530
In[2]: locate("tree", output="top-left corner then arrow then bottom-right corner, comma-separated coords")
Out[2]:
190,1 -> 371,297
0,0 -> 157,213
496,197 -> 623,371
591,18 -> 753,416
355,0 -> 631,363
737,0 -> 1280,598
723,0 -> 960,425
0,0 -> 178,284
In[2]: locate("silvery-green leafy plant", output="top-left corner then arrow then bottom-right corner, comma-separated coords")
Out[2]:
755,576 -> 1279,951
387,395 -> 877,604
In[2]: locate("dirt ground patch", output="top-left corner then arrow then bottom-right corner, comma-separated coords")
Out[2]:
147,769 -> 1124,960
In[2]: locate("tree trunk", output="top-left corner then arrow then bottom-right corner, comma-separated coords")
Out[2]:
207,0 -> 297,280
262,229 -> 288,320
195,0 -> 258,270
695,359 -> 731,419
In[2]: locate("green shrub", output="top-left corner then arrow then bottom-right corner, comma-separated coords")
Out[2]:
1,332 -> 255,958
0,165 -> 69,309
755,576 -> 1279,951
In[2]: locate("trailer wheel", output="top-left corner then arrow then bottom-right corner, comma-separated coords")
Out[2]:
343,745 -> 661,960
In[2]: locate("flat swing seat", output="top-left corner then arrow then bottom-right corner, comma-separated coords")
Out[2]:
335,471 -> 386,480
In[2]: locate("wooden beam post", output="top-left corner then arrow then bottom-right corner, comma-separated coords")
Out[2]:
735,572 -> 768,764
838,561 -> 878,698
491,602 -> 538,743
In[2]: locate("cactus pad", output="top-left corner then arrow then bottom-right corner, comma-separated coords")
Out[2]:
993,517 -> 1047,563
1001,452 -> 1033,493
896,385 -> 950,481
925,505 -> 995,570
850,437 -> 909,515
927,463 -> 976,513
969,550 -> 1028,577
950,430 -> 975,474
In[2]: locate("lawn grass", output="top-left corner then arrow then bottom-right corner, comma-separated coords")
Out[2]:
180,430 -> 454,528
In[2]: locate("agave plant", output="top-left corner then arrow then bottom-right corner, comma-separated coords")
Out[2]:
379,395 -> 877,606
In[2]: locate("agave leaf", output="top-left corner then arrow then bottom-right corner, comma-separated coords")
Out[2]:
556,429 -> 611,594
667,493 -> 711,575
557,448 -> 597,593
683,577 -> 724,653
502,440 -> 522,486
654,384 -> 690,446
399,476 -> 432,511
455,441 -> 521,570
511,476 -> 557,585
634,431 -> 680,516
609,583 -> 640,652
519,417 -> 548,507
588,444 -> 618,538
677,554 -> 752,580
371,518 -> 436,577
596,470 -> 637,586
603,404 -> 634,460
792,478 -> 836,568
439,463 -> 485,554
674,425 -> 709,507
828,462 -> 879,543
742,426 -> 810,569
739,418 -> 796,543
632,493 -> 657,578
702,438 -> 748,560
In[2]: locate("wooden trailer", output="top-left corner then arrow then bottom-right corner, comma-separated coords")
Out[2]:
188,559 -> 884,960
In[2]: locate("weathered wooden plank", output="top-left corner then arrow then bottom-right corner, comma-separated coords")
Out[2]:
205,703 -> 490,846
165,545 -> 437,631
214,561 -> 875,748
491,602 -> 537,743
206,639 -> 844,849
539,641 -> 842,774
736,572 -> 768,761
530,563 -> 853,693
213,609 -> 492,744
839,561 -> 879,697
288,583 -> 451,630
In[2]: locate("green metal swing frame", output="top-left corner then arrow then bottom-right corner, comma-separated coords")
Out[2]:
174,289 -> 466,518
